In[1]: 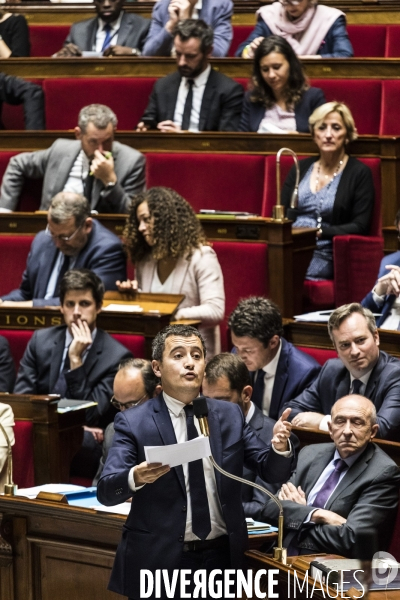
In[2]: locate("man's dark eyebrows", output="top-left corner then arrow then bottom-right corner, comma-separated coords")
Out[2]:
168,344 -> 203,355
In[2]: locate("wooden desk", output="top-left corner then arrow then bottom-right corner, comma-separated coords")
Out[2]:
0,393 -> 85,485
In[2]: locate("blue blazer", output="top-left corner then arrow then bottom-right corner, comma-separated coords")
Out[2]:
236,15 -> 354,57
239,87 -> 326,133
286,351 -> 400,441
361,251 -> 400,326
1,220 -> 126,306
97,393 -> 295,599
142,0 -> 233,57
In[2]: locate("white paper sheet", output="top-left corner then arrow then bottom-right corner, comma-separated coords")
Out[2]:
16,483 -> 86,499
144,436 -> 211,468
91,503 -> 131,516
102,304 -> 143,313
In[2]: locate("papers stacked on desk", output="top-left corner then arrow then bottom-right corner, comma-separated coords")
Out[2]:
246,518 -> 278,535
102,304 -> 143,312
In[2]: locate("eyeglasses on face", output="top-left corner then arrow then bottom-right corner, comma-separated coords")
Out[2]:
110,395 -> 147,411
45,223 -> 82,242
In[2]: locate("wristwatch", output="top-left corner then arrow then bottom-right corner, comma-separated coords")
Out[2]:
104,181 -> 116,191
131,48 -> 141,56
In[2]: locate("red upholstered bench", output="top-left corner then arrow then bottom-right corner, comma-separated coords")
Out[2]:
13,420 -> 35,488
310,79 -> 382,135
347,25 -> 387,57
111,333 -> 146,359
296,346 -> 337,365
210,241 -> 269,351
43,78 -> 158,130
29,24 -> 70,57
0,235 -> 34,297
229,25 -> 254,57
0,329 -> 34,369
146,153 -> 266,214
385,25 -> 400,57
380,81 -> 400,135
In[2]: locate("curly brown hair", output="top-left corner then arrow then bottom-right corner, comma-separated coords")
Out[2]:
123,187 -> 207,263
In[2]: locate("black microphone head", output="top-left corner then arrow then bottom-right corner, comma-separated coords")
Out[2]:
193,396 -> 208,418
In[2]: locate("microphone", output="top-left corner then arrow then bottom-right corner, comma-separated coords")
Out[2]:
0,422 -> 17,496
193,396 -> 287,564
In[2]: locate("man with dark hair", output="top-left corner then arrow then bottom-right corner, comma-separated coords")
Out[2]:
0,192 -> 126,307
0,104 -> 145,213
93,358 -> 162,484
203,352 -> 299,520
142,0 -> 233,57
98,324 -> 294,599
362,208 -> 400,328
287,303 -> 400,440
54,0 -> 150,57
138,19 -> 243,133
229,296 -> 320,420
14,268 -> 132,474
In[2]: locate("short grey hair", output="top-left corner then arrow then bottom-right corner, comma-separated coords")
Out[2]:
328,303 -> 377,344
49,192 -> 91,227
78,104 -> 118,133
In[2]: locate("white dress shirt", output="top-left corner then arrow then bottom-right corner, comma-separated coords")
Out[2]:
372,287 -> 400,329
63,149 -> 90,196
261,340 -> 282,417
173,64 -> 211,132
94,13 -> 123,52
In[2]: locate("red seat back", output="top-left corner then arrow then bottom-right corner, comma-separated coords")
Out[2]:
210,241 -> 269,350
146,153 -> 266,214
385,25 -> 400,57
110,333 -> 146,359
29,25 -> 70,57
357,158 -> 381,236
13,420 -> 35,488
296,346 -> 337,365
262,154 -> 306,217
0,330 -> 35,369
380,81 -> 400,135
347,25 -> 386,57
310,79 -> 382,135
0,235 -> 34,296
43,78 -> 158,130
389,500 -> 400,560
229,25 -> 255,57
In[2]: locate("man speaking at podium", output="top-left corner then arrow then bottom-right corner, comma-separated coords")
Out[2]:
97,324 -> 295,600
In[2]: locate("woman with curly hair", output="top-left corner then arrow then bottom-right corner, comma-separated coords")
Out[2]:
239,36 -> 325,133
117,187 -> 225,357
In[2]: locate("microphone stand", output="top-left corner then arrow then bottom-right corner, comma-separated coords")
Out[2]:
0,422 -> 17,496
195,402 -> 287,565
272,147 -> 300,222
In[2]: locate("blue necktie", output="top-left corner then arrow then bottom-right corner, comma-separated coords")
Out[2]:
312,458 -> 348,509
184,404 -> 211,540
101,23 -> 113,52
52,350 -> 71,398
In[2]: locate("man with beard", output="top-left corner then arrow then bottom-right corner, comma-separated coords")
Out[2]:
137,19 -> 243,133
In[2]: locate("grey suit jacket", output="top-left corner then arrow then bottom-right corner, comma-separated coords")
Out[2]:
0,138 -> 145,213
65,11 -> 150,52
261,442 -> 400,556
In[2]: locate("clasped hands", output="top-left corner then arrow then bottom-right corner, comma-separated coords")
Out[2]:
278,482 -> 347,526
375,264 -> 400,297
53,43 -> 135,58
166,0 -> 195,33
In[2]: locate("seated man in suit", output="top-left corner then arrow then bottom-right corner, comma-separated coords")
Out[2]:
137,19 -> 243,133
0,103 -> 145,213
0,402 -> 14,493
0,335 -> 15,392
287,303 -> 400,440
54,0 -> 150,57
93,357 -> 162,484
362,208 -> 400,329
14,268 -> 132,476
229,296 -> 321,420
202,352 -> 299,520
261,395 -> 400,557
97,324 -> 294,600
0,73 -> 44,130
0,192 -> 126,307
142,0 -> 233,58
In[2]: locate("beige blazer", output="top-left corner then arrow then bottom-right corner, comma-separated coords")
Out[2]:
136,245 -> 225,358
0,402 -> 15,492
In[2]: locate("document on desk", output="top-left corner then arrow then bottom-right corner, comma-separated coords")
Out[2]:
144,436 -> 211,468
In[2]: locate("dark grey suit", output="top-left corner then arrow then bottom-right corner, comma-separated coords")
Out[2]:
14,325 -> 132,428
0,336 -> 15,393
141,69 -> 243,131
64,12 -> 150,53
0,139 -> 145,213
260,442 -> 400,556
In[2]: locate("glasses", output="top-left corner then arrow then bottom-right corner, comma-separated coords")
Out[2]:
110,395 -> 147,411
45,224 -> 82,242
279,0 -> 303,5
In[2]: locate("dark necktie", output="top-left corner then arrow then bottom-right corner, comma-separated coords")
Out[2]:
312,458 -> 348,509
181,79 -> 194,131
54,254 -> 70,297
184,404 -> 211,540
84,163 -> 94,204
52,350 -> 71,398
251,370 -> 265,410
351,379 -> 363,395
101,23 -> 113,52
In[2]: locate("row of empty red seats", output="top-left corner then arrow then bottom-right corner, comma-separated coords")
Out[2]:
26,24 -> 400,58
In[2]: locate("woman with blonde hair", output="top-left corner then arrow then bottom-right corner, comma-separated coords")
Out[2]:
281,102 -> 374,280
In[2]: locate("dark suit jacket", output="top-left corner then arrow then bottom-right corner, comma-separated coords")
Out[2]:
261,443 -> 400,556
286,351 -> 400,440
97,393 -> 295,599
361,250 -> 400,326
242,403 -> 299,520
65,11 -> 150,52
1,220 -> 126,306
282,156 -> 374,238
141,69 -> 244,132
0,336 -> 15,393
252,338 -> 321,420
0,74 -> 44,130
239,87 -> 326,133
14,325 -> 132,427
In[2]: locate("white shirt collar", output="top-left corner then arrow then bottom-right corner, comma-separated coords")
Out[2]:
349,368 -> 373,388
195,0 -> 202,9
333,446 -> 366,468
245,400 -> 255,424
183,64 -> 211,88
163,391 -> 190,417
98,11 -> 123,33
263,339 -> 282,378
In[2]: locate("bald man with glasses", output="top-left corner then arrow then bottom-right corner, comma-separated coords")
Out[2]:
0,191 -> 126,307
